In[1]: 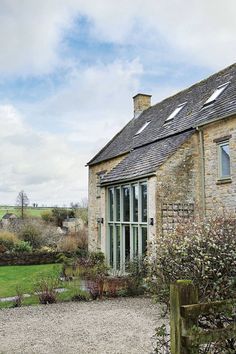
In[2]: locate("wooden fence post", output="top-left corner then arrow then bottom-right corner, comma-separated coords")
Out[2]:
170,280 -> 198,354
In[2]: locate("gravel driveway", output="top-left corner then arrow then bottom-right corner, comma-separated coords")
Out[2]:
0,297 -> 165,354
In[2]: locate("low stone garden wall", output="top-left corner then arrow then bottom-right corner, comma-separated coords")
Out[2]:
0,251 -> 71,266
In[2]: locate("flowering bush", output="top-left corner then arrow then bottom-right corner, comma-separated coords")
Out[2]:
146,215 -> 236,305
148,214 -> 236,353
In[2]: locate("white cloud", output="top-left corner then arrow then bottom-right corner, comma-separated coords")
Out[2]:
27,59 -> 143,153
0,104 -> 87,205
0,0 -> 235,76
77,0 -> 236,69
0,0 -> 235,205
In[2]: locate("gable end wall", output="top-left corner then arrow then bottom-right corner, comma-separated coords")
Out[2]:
88,154 -> 128,251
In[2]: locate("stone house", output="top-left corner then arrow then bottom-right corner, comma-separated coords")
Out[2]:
1,213 -> 18,229
62,217 -> 84,233
87,63 -> 236,271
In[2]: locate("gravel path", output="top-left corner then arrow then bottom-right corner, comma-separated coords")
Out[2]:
0,297 -> 165,354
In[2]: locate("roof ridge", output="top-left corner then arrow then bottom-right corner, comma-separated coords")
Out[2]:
88,62 -> 236,166
151,62 -> 236,109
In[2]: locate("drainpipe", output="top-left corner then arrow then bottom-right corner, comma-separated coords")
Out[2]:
196,127 -> 206,216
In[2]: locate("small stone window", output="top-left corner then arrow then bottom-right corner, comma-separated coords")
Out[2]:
218,141 -> 231,180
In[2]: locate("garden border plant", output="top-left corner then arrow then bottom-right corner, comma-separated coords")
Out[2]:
147,213 -> 236,353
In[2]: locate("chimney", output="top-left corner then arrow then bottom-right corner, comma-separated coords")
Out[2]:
133,93 -> 152,118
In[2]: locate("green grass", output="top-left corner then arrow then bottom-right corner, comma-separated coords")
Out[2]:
0,265 -> 91,309
0,264 -> 61,298
0,207 -> 53,218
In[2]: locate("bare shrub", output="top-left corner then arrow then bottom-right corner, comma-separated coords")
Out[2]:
6,219 -> 63,250
58,229 -> 88,252
76,228 -> 88,250
59,235 -> 79,252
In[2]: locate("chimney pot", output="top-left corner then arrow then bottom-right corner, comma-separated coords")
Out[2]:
133,93 -> 152,118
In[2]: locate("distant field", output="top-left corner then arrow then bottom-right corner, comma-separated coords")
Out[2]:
0,206 -> 52,218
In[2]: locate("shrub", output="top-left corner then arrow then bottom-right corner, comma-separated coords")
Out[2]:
12,286 -> 24,308
58,230 -> 88,253
71,290 -> 90,302
41,210 -> 54,223
147,214 -> 236,353
59,235 -> 79,252
125,257 -> 147,296
18,224 -> 43,249
152,324 -> 170,354
105,277 -> 126,297
69,281 -> 90,301
146,215 -> 236,305
35,277 -> 59,304
0,231 -> 18,252
13,241 -> 32,253
76,228 -> 88,250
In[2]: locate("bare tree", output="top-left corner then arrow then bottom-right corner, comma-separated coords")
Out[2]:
16,190 -> 29,219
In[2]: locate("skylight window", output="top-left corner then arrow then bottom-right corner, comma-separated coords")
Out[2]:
135,121 -> 151,135
203,82 -> 230,106
165,102 -> 187,122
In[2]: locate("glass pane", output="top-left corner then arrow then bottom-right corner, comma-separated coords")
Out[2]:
109,188 -> 114,221
115,188 -> 120,221
141,184 -> 147,222
141,227 -> 147,256
221,144 -> 230,177
109,225 -> 114,267
124,225 -> 130,262
116,225 -> 121,269
133,227 -> 139,258
132,185 -> 138,222
123,186 -> 130,222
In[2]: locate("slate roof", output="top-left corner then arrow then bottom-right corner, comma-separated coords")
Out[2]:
100,130 -> 194,184
88,63 -> 236,184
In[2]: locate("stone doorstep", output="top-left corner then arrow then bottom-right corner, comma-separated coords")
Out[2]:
0,288 -> 67,303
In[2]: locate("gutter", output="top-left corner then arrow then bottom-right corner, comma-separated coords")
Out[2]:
196,127 -> 206,216
100,172 -> 156,187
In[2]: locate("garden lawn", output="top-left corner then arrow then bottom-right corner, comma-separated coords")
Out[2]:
0,264 -> 61,298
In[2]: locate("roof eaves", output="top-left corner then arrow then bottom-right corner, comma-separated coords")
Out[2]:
194,111 -> 236,129
87,150 -> 130,167
100,172 -> 156,186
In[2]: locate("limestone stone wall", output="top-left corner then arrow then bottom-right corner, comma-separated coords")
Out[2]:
88,155 -> 127,251
88,116 -> 236,250
156,134 -> 201,232
202,115 -> 236,214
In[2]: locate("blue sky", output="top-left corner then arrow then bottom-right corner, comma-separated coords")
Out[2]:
0,0 -> 235,205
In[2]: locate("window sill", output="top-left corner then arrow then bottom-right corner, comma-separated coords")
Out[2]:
216,177 -> 232,185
